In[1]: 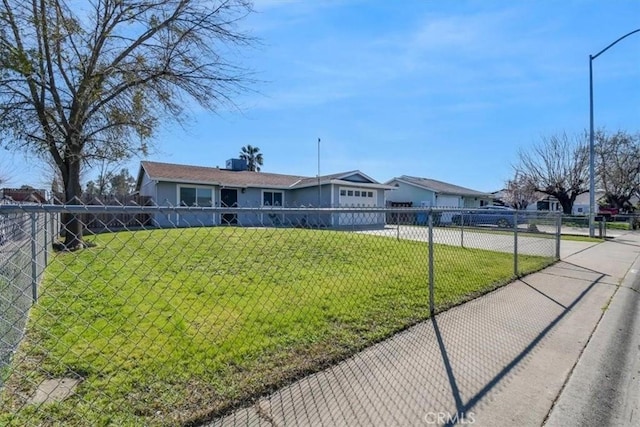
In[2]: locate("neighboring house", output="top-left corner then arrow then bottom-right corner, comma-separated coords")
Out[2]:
530,194 -> 561,212
0,188 -> 48,203
384,176 -> 493,224
571,192 -> 592,215
571,190 -> 640,215
136,160 -> 393,228
492,190 -> 561,212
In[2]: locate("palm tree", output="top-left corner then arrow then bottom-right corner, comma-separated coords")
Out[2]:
239,145 -> 264,172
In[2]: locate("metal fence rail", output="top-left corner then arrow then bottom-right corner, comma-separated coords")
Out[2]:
0,204 -> 560,426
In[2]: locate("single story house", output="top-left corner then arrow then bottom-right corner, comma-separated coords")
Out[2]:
570,190 -> 640,215
384,175 -> 493,224
136,160 -> 393,228
491,190 -> 561,212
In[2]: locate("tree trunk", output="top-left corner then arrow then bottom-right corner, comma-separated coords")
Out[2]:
61,151 -> 84,250
553,193 -> 574,215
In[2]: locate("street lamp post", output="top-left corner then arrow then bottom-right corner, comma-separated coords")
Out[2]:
588,28 -> 640,237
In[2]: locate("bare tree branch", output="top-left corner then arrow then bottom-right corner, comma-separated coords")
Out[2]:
502,173 -> 538,210
515,132 -> 589,214
0,0 -> 256,248
595,129 -> 640,211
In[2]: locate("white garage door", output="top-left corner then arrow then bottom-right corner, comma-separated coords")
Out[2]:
339,187 -> 377,225
436,195 -> 459,208
436,195 -> 460,224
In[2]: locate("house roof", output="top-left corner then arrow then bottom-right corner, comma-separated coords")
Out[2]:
0,188 -> 48,203
137,161 -> 393,190
292,170 -> 394,189
493,189 -> 560,203
387,175 -> 491,197
573,190 -> 605,206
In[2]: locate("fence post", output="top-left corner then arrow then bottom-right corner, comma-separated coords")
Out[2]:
513,211 -> 518,277
30,212 -> 38,303
598,219 -> 603,238
396,209 -> 400,241
555,213 -> 561,259
460,210 -> 465,248
43,211 -> 49,266
428,209 -> 435,316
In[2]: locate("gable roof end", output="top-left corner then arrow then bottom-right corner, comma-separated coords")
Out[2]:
386,175 -> 491,197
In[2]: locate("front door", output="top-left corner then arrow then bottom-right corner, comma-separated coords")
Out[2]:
221,189 -> 238,225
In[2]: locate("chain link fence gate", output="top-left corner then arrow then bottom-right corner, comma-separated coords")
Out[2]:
0,204 -> 560,426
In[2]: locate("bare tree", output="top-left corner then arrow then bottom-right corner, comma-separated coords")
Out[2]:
0,0 -> 254,249
595,129 -> 640,211
502,173 -> 538,210
515,132 -> 589,214
82,158 -> 124,201
0,156 -> 13,187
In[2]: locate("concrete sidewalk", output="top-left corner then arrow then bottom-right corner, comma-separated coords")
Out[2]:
210,232 -> 640,426
545,234 -> 640,427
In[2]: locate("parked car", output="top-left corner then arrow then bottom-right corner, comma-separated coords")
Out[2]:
598,206 -> 619,220
450,206 -> 527,228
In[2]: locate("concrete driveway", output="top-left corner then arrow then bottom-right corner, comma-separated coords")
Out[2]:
357,225 -> 597,259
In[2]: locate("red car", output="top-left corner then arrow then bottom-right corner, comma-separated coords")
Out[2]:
598,206 -> 619,217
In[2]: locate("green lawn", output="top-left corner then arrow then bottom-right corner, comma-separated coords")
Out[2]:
0,227 -> 554,426
606,221 -> 631,231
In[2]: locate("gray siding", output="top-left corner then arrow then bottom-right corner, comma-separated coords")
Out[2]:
139,174 -> 155,198
152,181 -> 219,227
288,185 -> 332,227
289,185 -> 331,207
386,181 -> 435,207
156,181 -> 179,205
236,187 -> 265,226
150,181 -> 176,227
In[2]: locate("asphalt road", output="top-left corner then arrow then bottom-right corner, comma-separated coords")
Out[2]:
545,243 -> 640,427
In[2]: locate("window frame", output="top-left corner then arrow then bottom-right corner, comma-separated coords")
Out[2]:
261,189 -> 285,225
177,185 -> 214,207
175,184 -> 215,226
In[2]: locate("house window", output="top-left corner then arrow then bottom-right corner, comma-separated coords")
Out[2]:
340,189 -> 346,196
347,190 -> 353,196
368,191 -> 373,197
355,191 -> 360,197
263,191 -> 283,206
179,187 -> 213,206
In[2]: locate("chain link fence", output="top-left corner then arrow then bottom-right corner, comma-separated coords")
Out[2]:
0,204 -> 560,426
560,213 -> 640,238
0,204 -> 54,382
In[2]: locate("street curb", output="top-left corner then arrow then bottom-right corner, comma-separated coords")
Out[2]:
544,237 -> 640,426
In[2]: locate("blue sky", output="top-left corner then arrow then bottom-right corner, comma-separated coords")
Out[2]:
4,0 -> 640,192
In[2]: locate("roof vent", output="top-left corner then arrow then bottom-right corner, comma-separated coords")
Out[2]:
225,158 -> 248,171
